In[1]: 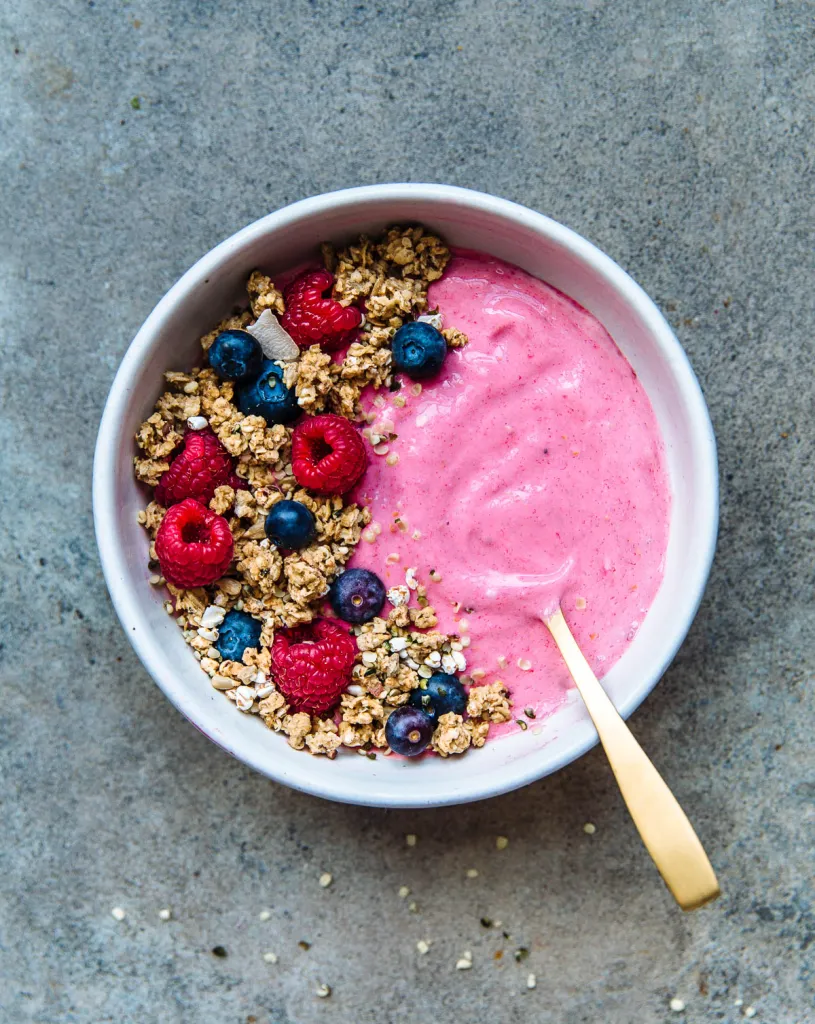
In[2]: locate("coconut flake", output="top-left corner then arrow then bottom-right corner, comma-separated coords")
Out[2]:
245,310 -> 300,362
418,312 -> 444,330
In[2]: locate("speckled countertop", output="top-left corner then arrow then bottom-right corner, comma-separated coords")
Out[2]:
2,2 -> 813,1021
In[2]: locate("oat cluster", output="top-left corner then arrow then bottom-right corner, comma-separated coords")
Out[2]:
292,225 -> 458,419
348,596 -> 511,756
132,225 -> 515,759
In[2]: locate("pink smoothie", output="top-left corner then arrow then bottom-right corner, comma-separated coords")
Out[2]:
350,252 -> 670,727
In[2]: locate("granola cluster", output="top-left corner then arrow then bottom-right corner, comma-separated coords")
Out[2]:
132,225 -> 515,761
344,592 -> 511,756
294,225 -> 458,419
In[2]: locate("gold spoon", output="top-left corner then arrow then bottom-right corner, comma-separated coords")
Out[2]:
544,607 -> 720,911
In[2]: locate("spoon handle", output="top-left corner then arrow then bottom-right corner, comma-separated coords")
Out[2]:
545,607 -> 720,911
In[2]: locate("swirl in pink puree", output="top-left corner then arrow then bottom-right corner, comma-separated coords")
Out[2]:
350,252 -> 670,727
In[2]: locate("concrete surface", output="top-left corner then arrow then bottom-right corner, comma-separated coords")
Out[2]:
2,1 -> 813,1022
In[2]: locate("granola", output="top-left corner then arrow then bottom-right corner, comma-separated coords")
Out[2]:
131,225 -> 517,763
466,682 -> 513,723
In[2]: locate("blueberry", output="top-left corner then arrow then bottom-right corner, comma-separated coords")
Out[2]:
328,568 -> 386,624
214,610 -> 262,662
236,359 -> 301,425
408,672 -> 467,723
391,321 -> 447,380
208,330 -> 263,382
385,705 -> 434,757
265,500 -> 316,550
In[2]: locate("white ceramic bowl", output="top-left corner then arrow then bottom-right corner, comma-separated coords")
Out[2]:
93,184 -> 717,808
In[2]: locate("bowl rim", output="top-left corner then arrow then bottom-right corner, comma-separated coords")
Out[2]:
93,183 -> 718,807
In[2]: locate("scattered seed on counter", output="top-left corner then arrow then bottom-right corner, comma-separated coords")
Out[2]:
496,836 -> 509,850
583,823 -> 596,835
315,983 -> 331,998
263,951 -> 278,964
111,907 -> 126,921
398,886 -> 411,899
456,951 -> 473,970
158,908 -> 172,921
465,868 -> 479,879
416,940 -> 431,954
406,834 -> 417,847
527,973 -> 537,990
669,997 -> 685,1012
211,946 -> 228,958
319,872 -> 333,888
258,909 -> 271,921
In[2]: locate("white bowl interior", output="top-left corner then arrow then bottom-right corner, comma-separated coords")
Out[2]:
94,185 -> 717,807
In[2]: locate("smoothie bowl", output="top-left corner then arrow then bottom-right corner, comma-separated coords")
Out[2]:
93,184 -> 717,808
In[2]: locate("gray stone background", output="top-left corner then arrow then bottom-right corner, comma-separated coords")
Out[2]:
2,1 -> 813,1021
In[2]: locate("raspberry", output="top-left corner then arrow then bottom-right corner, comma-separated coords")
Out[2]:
155,498 -> 234,588
155,428 -> 236,508
271,620 -> 357,715
281,269 -> 362,351
291,414 -> 368,495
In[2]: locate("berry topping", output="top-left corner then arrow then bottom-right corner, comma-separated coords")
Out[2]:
214,609 -> 262,662
409,672 -> 467,723
155,428 -> 236,508
391,320 -> 447,380
292,414 -> 368,495
281,269 -> 362,351
271,620 -> 357,715
236,359 -> 301,425
208,329 -> 263,382
154,498 -> 234,588
385,706 -> 434,757
329,568 -> 386,624
264,500 -> 317,550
